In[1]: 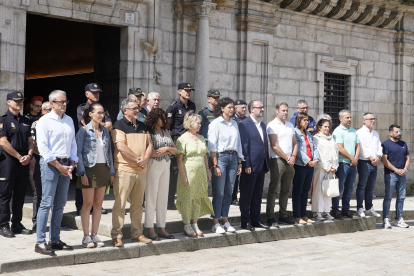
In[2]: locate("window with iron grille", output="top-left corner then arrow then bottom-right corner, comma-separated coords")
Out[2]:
324,73 -> 349,129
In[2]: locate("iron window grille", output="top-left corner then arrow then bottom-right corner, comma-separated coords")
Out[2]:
324,73 -> 349,129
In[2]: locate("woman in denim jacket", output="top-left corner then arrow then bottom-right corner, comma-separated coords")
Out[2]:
292,112 -> 320,224
76,103 -> 115,248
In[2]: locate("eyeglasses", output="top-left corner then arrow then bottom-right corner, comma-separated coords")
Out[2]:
126,107 -> 140,111
33,104 -> 42,108
299,106 -> 309,110
365,118 -> 376,121
52,100 -> 69,105
395,131 -> 402,134
42,108 -> 52,112
252,106 -> 264,110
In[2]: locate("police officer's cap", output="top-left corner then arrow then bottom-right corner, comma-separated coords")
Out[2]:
207,89 -> 220,97
235,100 -> 247,106
128,87 -> 143,96
178,83 -> 195,91
85,83 -> 102,92
7,91 -> 26,101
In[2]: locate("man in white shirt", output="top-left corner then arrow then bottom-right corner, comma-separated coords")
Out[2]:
356,112 -> 382,218
266,102 -> 298,226
35,90 -> 78,256
146,92 -> 161,113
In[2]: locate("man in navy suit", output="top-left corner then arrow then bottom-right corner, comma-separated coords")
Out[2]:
238,100 -> 270,231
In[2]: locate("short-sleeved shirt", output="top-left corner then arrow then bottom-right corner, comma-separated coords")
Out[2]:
111,117 -> 149,173
0,110 -> 31,156
31,120 -> 38,141
382,139 -> 409,174
333,124 -> 359,163
77,101 -> 111,129
198,105 -> 215,141
166,98 -> 196,137
267,118 -> 295,159
24,112 -> 42,126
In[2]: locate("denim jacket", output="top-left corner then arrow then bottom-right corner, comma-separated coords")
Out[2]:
294,128 -> 320,166
76,123 -> 115,176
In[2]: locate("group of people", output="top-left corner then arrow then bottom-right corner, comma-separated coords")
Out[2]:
0,83 -> 409,257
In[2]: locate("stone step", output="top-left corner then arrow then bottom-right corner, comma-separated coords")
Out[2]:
0,216 -> 376,274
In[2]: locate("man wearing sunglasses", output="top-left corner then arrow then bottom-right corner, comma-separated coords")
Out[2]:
381,124 -> 410,229
290,100 -> 317,134
0,91 -> 34,238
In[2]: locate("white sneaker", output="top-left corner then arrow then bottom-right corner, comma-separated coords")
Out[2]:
394,218 -> 409,228
365,208 -> 381,218
322,212 -> 334,220
82,236 -> 95,248
212,223 -> 226,234
91,235 -> 105,247
313,212 -> 325,221
223,221 -> 236,232
357,208 -> 366,218
383,218 -> 392,229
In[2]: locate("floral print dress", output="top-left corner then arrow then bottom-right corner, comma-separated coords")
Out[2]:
175,132 -> 214,224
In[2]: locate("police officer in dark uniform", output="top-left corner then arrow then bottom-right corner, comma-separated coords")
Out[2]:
0,91 -> 34,237
231,99 -> 247,205
76,83 -> 112,215
165,83 -> 196,210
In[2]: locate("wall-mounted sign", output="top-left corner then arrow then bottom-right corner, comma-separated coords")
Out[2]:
125,12 -> 135,25
22,0 -> 30,6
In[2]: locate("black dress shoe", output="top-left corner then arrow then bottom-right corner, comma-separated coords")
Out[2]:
35,243 -> 55,256
0,225 -> 15,238
48,240 -> 74,250
11,223 -> 32,235
158,233 -> 175,239
278,217 -> 295,225
267,217 -> 276,227
241,223 -> 255,231
101,208 -> 107,214
330,211 -> 343,219
252,221 -> 270,229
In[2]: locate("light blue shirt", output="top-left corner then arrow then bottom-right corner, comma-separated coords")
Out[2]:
117,109 -> 145,122
36,110 -> 78,163
207,116 -> 244,159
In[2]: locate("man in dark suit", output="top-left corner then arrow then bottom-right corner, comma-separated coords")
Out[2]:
238,100 -> 270,231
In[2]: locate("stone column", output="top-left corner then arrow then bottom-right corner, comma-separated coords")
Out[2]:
193,1 -> 216,101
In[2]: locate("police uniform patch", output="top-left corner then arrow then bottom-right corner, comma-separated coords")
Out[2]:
94,84 -> 98,88
105,111 -> 110,117
168,113 -> 172,117
187,84 -> 190,87
178,110 -> 182,115
23,123 -> 30,126
0,123 -> 3,130
18,93 -> 22,97
11,122 -> 15,128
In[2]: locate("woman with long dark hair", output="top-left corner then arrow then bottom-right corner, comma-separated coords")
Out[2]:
144,108 -> 177,240
76,102 -> 115,248
208,97 -> 243,233
292,112 -> 320,224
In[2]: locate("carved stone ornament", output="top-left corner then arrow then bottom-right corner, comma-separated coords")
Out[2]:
297,0 -> 323,14
194,1 -> 217,17
341,1 -> 367,22
281,0 -> 303,11
327,0 -> 352,19
353,5 -> 379,24
367,8 -> 391,27
313,0 -> 339,16
381,10 -> 404,29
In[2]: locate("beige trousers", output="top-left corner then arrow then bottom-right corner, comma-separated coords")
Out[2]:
111,169 -> 146,239
145,159 -> 170,228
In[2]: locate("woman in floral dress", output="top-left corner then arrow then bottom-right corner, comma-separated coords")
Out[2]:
176,111 -> 214,237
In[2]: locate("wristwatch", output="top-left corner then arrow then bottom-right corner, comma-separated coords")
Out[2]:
29,154 -> 33,160
80,174 -> 86,177
214,164 -> 219,168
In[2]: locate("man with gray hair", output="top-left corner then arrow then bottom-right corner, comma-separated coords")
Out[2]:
290,100 -> 317,134
331,109 -> 360,219
35,90 -> 78,255
146,92 -> 161,113
266,102 -> 297,226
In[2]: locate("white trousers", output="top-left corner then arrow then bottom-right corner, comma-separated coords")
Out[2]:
311,166 -> 332,213
145,159 -> 170,228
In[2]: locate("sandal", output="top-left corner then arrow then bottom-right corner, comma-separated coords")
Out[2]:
184,224 -> 196,237
191,223 -> 203,236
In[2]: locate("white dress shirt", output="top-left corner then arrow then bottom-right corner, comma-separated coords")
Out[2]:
357,125 -> 382,160
250,114 -> 264,142
36,110 -> 78,163
207,116 -> 244,159
267,117 -> 295,159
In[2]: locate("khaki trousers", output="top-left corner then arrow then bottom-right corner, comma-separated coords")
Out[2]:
111,169 -> 146,239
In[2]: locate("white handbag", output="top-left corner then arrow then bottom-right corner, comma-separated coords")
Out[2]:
322,172 -> 340,198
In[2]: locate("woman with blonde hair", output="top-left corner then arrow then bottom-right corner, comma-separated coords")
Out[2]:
176,111 -> 214,237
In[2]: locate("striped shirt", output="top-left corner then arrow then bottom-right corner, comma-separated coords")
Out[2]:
151,128 -> 172,162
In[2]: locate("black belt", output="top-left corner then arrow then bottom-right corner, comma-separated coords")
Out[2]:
56,158 -> 69,162
220,150 -> 236,154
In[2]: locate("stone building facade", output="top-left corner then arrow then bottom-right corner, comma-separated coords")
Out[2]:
1,0 -> 414,191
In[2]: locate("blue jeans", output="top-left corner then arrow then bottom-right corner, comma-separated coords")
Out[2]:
356,160 -> 377,210
212,151 -> 238,219
36,158 -> 71,244
292,165 -> 314,218
332,162 -> 357,214
383,173 -> 406,220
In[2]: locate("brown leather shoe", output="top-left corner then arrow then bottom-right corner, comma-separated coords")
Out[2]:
112,238 -> 123,247
132,234 -> 152,244
343,212 -> 358,219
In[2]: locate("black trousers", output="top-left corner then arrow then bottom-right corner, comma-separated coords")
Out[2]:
232,174 -> 240,202
167,136 -> 179,209
0,157 -> 29,227
239,168 -> 265,224
31,181 -> 42,228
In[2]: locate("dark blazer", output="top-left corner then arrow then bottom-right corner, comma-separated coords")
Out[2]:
238,116 -> 269,173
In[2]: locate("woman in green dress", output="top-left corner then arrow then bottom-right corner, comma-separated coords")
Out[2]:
176,111 -> 214,237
